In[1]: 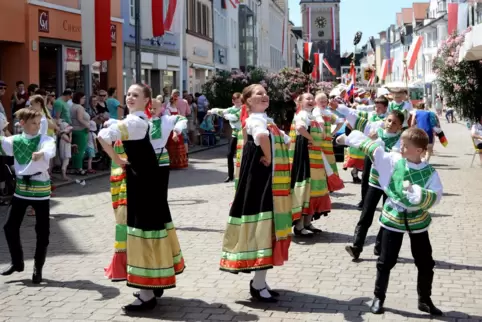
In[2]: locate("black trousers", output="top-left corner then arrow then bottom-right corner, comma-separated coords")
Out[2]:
227,136 -> 237,179
353,185 -> 387,252
374,227 -> 435,301
3,196 -> 50,267
360,156 -> 372,204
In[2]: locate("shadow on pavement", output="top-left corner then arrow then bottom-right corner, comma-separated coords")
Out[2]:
5,278 -> 119,300
124,297 -> 258,320
175,226 -> 224,233
385,307 -> 482,321
168,199 -> 208,206
0,212 -> 89,265
237,292 -> 371,322
292,231 -> 371,246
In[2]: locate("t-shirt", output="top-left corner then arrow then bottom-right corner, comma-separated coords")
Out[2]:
53,98 -> 72,124
196,95 -> 208,112
106,97 -> 121,120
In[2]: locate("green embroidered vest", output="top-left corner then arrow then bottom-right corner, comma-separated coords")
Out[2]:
13,135 -> 41,165
150,118 -> 162,140
380,159 -> 436,233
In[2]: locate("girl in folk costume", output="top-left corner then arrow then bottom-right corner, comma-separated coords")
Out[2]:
208,92 -> 243,183
343,103 -> 366,183
220,84 -> 292,303
164,90 -> 189,169
98,84 -> 185,313
289,93 -> 332,236
312,92 -> 345,192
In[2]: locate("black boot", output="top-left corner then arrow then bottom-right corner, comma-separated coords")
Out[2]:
370,297 -> 385,314
345,245 -> 361,260
356,200 -> 364,210
249,281 -> 277,303
1,263 -> 24,276
32,265 -> 43,284
418,297 -> 443,316
223,176 -> 233,183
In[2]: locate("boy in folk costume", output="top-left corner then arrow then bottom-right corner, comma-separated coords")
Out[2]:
350,96 -> 390,209
208,92 -> 242,183
220,84 -> 292,303
336,103 -> 404,260
337,128 -> 443,316
0,109 -> 56,284
312,92 -> 345,192
387,88 -> 413,129
289,93 -> 332,236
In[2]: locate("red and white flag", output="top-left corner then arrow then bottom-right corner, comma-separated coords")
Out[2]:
448,3 -> 458,35
406,35 -> 423,70
312,53 -> 320,80
323,58 -> 336,76
303,42 -> 312,61
367,69 -> 375,86
140,0 -> 165,39
81,0 -> 112,65
331,7 -> 336,51
380,59 -> 389,81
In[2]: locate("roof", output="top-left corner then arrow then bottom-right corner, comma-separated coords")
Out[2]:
396,12 -> 403,27
412,2 -> 430,20
401,8 -> 413,24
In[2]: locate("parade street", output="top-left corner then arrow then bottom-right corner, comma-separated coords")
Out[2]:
0,120 -> 482,322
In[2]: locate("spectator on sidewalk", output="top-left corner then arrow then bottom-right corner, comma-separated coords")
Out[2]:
195,92 -> 209,125
106,87 -> 123,120
471,115 -> 482,165
54,89 -> 72,125
70,92 -> 90,176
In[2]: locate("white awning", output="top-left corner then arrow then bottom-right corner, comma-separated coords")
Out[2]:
459,24 -> 482,62
191,63 -> 215,70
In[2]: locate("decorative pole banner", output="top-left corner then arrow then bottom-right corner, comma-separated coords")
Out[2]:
331,7 -> 336,51
306,7 -> 311,42
303,42 -> 313,61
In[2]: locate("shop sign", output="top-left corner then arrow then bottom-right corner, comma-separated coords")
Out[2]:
63,20 -> 81,33
193,47 -> 208,57
38,10 -> 49,33
66,47 -> 81,62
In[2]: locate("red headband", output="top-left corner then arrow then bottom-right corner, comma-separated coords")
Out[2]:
145,97 -> 152,119
240,104 -> 248,128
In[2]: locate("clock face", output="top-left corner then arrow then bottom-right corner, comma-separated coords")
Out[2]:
315,16 -> 327,28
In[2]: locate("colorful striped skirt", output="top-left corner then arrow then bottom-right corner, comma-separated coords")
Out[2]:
343,147 -> 365,171
289,124 -> 331,222
220,130 -> 291,273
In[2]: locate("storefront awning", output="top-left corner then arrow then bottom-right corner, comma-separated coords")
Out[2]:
191,63 -> 215,70
459,24 -> 482,62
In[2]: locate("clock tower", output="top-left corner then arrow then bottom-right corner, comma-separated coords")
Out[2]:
300,0 -> 341,81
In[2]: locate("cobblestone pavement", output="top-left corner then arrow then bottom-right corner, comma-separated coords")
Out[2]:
0,120 -> 481,322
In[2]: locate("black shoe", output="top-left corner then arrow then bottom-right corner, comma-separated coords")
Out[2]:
250,280 -> 279,297
418,298 -> 443,316
370,297 -> 385,314
133,289 -> 164,299
345,245 -> 361,260
249,281 -> 277,303
293,227 -> 314,237
304,224 -> 322,234
32,266 -> 43,284
353,177 -> 362,184
356,201 -> 364,211
1,263 -> 24,276
374,248 -> 381,256
122,297 -> 157,313
224,177 -> 233,183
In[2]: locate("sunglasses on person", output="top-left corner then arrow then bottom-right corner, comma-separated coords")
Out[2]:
0,87 -> 6,90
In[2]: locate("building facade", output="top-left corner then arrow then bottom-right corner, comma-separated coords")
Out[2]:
238,2 -> 258,71
0,0 -> 123,114
185,0 -> 214,94
226,3 -> 240,71
122,0 -> 182,98
300,0 -> 341,81
268,0 -> 287,72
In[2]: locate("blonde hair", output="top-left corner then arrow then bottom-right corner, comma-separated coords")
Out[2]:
28,94 -> 52,120
241,84 -> 264,109
315,92 -> 328,102
156,95 -> 163,101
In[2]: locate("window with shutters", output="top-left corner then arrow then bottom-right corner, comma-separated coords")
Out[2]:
186,0 -> 212,39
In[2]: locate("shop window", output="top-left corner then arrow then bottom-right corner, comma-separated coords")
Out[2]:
64,47 -> 104,95
163,71 -> 175,92
39,43 -> 61,94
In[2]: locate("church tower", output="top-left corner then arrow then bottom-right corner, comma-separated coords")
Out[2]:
300,0 -> 341,81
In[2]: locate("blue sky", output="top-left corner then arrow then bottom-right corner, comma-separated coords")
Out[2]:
288,0 -> 425,53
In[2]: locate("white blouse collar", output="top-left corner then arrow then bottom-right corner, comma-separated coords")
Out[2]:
406,160 -> 428,170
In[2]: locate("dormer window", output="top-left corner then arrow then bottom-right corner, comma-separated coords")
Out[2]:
438,0 -> 446,13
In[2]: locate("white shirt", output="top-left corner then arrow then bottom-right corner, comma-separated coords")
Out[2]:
246,113 -> 290,146
472,123 -> 482,145
98,111 -> 148,142
149,115 -> 187,152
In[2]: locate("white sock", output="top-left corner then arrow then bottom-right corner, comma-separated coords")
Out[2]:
295,219 -> 304,230
252,270 -> 267,289
130,289 -> 154,305
303,215 -> 313,227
